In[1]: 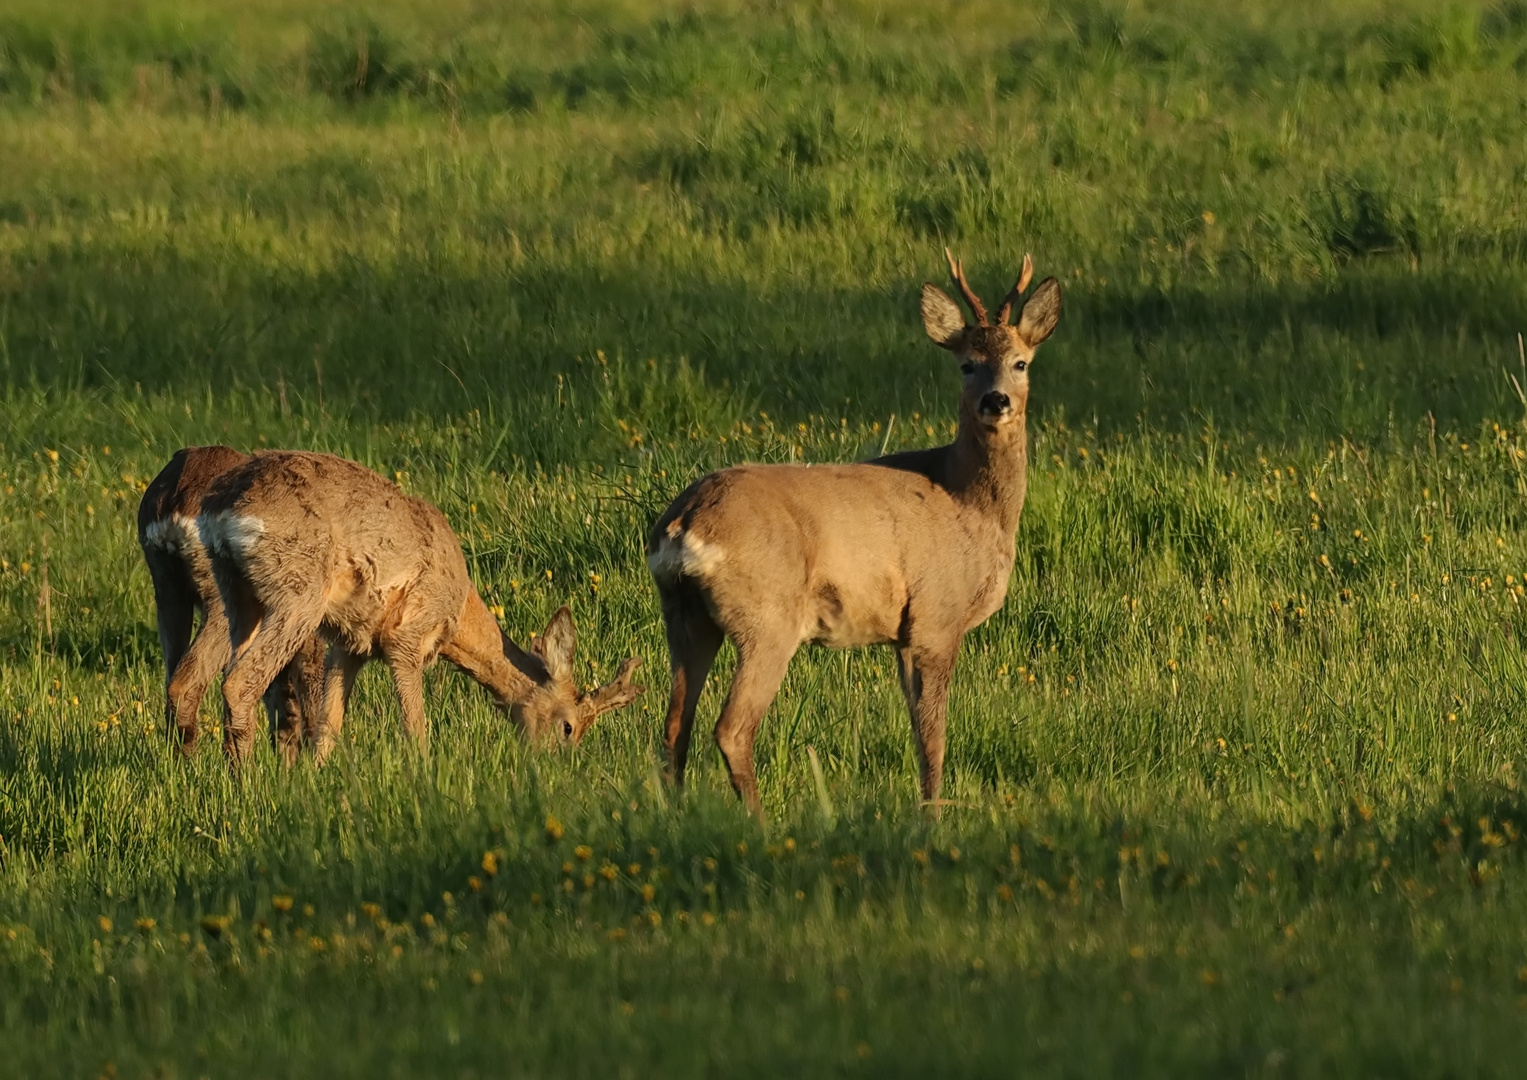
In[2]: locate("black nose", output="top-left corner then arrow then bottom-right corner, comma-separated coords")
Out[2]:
978,391 -> 1011,416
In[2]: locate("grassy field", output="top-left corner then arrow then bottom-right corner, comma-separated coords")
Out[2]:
2,0 -> 1527,1074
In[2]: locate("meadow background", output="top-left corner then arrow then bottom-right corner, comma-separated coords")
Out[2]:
2,0 -> 1527,1074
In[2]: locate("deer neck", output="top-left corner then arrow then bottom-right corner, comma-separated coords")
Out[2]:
495,632 -> 549,708
944,407 -> 1028,536
445,592 -> 546,710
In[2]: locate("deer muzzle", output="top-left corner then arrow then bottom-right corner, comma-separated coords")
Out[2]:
977,390 -> 1012,420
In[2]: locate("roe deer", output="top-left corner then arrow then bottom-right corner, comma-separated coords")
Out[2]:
648,250 -> 1060,813
138,446 -> 325,760
198,451 -> 643,763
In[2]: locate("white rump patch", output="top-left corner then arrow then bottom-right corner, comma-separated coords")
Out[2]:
647,532 -> 725,583
196,512 -> 267,559
142,518 -> 177,552
142,513 -> 199,554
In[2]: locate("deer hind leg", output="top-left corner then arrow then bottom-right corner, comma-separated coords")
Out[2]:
221,588 -> 324,767
712,628 -> 797,816
165,600 -> 232,755
896,638 -> 960,810
151,573 -> 195,682
658,582 -> 724,787
144,552 -> 202,748
313,646 -> 366,765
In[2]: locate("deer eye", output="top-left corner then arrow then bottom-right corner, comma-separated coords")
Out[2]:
959,361 -> 976,375
1014,360 -> 1028,372
562,718 -> 575,740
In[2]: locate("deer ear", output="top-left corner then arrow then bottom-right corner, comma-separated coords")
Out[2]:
920,283 -> 968,350
533,606 -> 577,680
1015,278 -> 1061,348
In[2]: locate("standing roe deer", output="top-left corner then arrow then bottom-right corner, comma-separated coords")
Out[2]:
198,451 -> 643,763
138,446 -> 325,760
648,250 -> 1060,813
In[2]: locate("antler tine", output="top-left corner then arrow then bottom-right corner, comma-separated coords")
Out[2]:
609,655 -> 641,688
995,253 -> 1035,326
586,656 -> 644,718
943,246 -> 989,326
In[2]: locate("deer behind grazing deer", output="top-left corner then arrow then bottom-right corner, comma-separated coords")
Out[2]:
198,451 -> 643,763
138,446 -> 325,760
648,251 -> 1061,813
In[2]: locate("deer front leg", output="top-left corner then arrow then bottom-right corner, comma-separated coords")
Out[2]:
267,634 -> 330,766
312,645 -> 366,765
896,638 -> 960,809
265,663 -> 304,766
384,649 -> 431,754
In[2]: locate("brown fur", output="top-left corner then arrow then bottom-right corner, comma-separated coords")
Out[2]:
648,251 -> 1061,813
137,446 -> 325,759
198,451 -> 642,763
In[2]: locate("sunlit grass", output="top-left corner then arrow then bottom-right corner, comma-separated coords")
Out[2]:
2,0 -> 1527,1074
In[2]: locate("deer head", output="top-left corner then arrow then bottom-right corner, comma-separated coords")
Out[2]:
920,248 -> 1062,431
515,606 -> 644,744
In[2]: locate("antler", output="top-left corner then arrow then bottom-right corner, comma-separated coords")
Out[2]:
580,656 -> 645,723
944,247 -> 989,326
994,253 -> 1035,326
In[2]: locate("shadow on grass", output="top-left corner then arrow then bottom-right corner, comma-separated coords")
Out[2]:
3,246 -> 1526,457
9,756 -> 1521,932
0,623 -> 163,672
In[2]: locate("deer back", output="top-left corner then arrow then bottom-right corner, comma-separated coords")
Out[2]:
198,452 -> 472,656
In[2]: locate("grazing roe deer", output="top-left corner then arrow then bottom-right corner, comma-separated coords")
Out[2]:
138,446 -> 325,760
648,251 -> 1060,812
198,451 -> 643,762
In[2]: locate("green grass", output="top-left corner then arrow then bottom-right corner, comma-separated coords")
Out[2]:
2,0 -> 1527,1074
